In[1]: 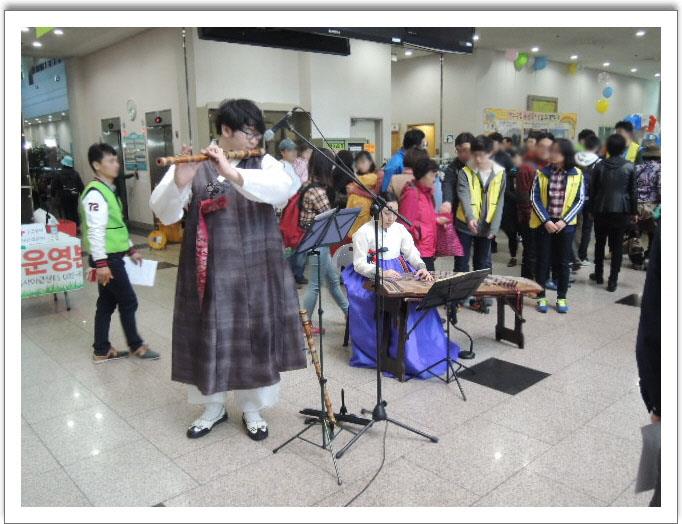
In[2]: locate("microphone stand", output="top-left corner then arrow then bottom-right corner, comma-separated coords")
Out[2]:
281,110 -> 439,460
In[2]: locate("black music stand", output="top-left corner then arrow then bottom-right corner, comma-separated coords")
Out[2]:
273,207 -> 364,485
404,269 -> 491,400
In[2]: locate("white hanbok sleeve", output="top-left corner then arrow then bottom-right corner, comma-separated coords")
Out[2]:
352,227 -> 377,279
233,154 -> 298,208
149,165 -> 192,225
399,224 -> 427,271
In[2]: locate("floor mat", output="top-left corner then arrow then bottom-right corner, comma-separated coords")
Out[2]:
457,357 -> 550,395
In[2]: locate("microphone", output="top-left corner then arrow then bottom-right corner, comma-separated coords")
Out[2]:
263,110 -> 294,142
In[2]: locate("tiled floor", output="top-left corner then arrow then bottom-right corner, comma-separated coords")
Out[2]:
20,235 -> 654,507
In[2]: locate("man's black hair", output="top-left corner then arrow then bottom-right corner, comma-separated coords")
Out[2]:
615,120 -> 634,134
403,128 -> 426,150
471,135 -> 494,154
454,132 -> 475,147
88,143 -> 118,172
488,132 -> 504,143
584,134 -> 601,152
606,133 -> 627,157
214,98 -> 266,136
577,128 -> 596,142
413,158 -> 439,180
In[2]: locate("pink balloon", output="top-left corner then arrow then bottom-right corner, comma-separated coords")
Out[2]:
505,49 -> 519,62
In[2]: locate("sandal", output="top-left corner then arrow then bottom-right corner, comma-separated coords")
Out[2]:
93,347 -> 130,364
131,344 -> 160,360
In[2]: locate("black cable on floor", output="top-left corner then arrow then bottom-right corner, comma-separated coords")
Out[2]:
344,421 -> 388,507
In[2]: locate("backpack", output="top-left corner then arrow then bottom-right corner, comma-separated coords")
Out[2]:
279,190 -> 307,248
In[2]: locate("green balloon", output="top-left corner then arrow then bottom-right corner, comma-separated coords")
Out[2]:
514,54 -> 528,70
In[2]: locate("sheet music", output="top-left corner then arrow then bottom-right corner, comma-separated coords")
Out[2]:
123,257 -> 158,287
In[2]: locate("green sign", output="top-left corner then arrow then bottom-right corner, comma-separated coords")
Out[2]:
36,27 -> 53,38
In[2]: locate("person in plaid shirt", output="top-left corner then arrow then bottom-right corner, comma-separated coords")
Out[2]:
299,148 -> 349,332
530,139 -> 585,313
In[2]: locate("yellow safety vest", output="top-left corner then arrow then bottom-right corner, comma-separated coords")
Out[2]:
626,142 -> 640,163
455,165 -> 505,224
530,167 -> 584,228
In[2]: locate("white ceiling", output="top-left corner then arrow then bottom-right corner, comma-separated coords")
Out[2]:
21,27 -> 148,58
392,27 -> 660,81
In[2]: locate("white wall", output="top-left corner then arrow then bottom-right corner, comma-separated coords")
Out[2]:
67,28 -> 186,227
191,35 -> 393,162
392,48 -> 661,158
25,120 -> 73,152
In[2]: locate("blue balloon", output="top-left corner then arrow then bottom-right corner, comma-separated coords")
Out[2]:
533,56 -> 548,71
602,86 -> 614,98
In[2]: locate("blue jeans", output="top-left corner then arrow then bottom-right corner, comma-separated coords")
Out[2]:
288,250 -> 307,281
303,246 -> 349,320
454,231 -> 492,272
535,223 -> 576,299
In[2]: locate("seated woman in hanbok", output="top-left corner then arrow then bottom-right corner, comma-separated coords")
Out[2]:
343,192 -> 459,379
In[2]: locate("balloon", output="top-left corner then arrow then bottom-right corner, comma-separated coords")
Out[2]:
533,56 -> 548,71
602,85 -> 614,98
596,99 -> 610,113
505,48 -> 519,61
567,63 -> 578,75
647,115 -> 658,133
597,72 -> 611,85
514,52 -> 529,71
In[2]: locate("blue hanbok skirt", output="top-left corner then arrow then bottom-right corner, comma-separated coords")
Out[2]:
343,256 -> 459,379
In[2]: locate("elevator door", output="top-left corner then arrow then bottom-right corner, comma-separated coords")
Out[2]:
100,117 -> 129,221
145,110 -> 173,191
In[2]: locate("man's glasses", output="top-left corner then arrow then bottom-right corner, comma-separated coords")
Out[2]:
239,128 -> 263,142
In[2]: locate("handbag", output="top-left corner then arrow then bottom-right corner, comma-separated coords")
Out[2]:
435,213 -> 464,257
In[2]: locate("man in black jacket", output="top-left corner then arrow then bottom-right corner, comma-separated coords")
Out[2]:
635,223 -> 660,506
589,134 -> 638,291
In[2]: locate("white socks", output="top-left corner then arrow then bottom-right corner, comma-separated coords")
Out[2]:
243,410 -> 264,424
199,402 -> 225,424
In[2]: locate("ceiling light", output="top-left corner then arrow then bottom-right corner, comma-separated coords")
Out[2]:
570,55 -> 578,60
655,73 -> 661,78
53,29 -> 63,36
391,37 -> 401,43
630,68 -> 638,73
21,27 -> 29,32
32,41 -> 42,48
636,30 -> 646,37
531,47 -> 539,53
603,62 -> 611,67
404,49 -> 413,57
473,34 -> 479,41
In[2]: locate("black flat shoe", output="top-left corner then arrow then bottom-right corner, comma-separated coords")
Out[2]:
606,282 -> 618,292
186,410 -> 228,439
242,415 -> 269,441
589,273 -> 604,284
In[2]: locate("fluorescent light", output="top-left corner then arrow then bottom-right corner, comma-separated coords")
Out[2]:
473,34 -> 480,41
603,62 -> 611,67
404,49 -> 413,56
53,29 -> 63,36
630,68 -> 638,73
21,27 -> 29,32
570,55 -> 578,60
636,30 -> 646,37
391,37 -> 401,43
655,72 -> 661,78
32,41 -> 42,48
531,47 -> 539,53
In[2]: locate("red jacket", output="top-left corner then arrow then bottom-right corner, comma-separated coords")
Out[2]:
516,154 -> 549,225
399,181 -> 437,258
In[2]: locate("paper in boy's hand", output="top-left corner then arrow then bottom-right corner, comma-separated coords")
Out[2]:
123,256 -> 158,287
